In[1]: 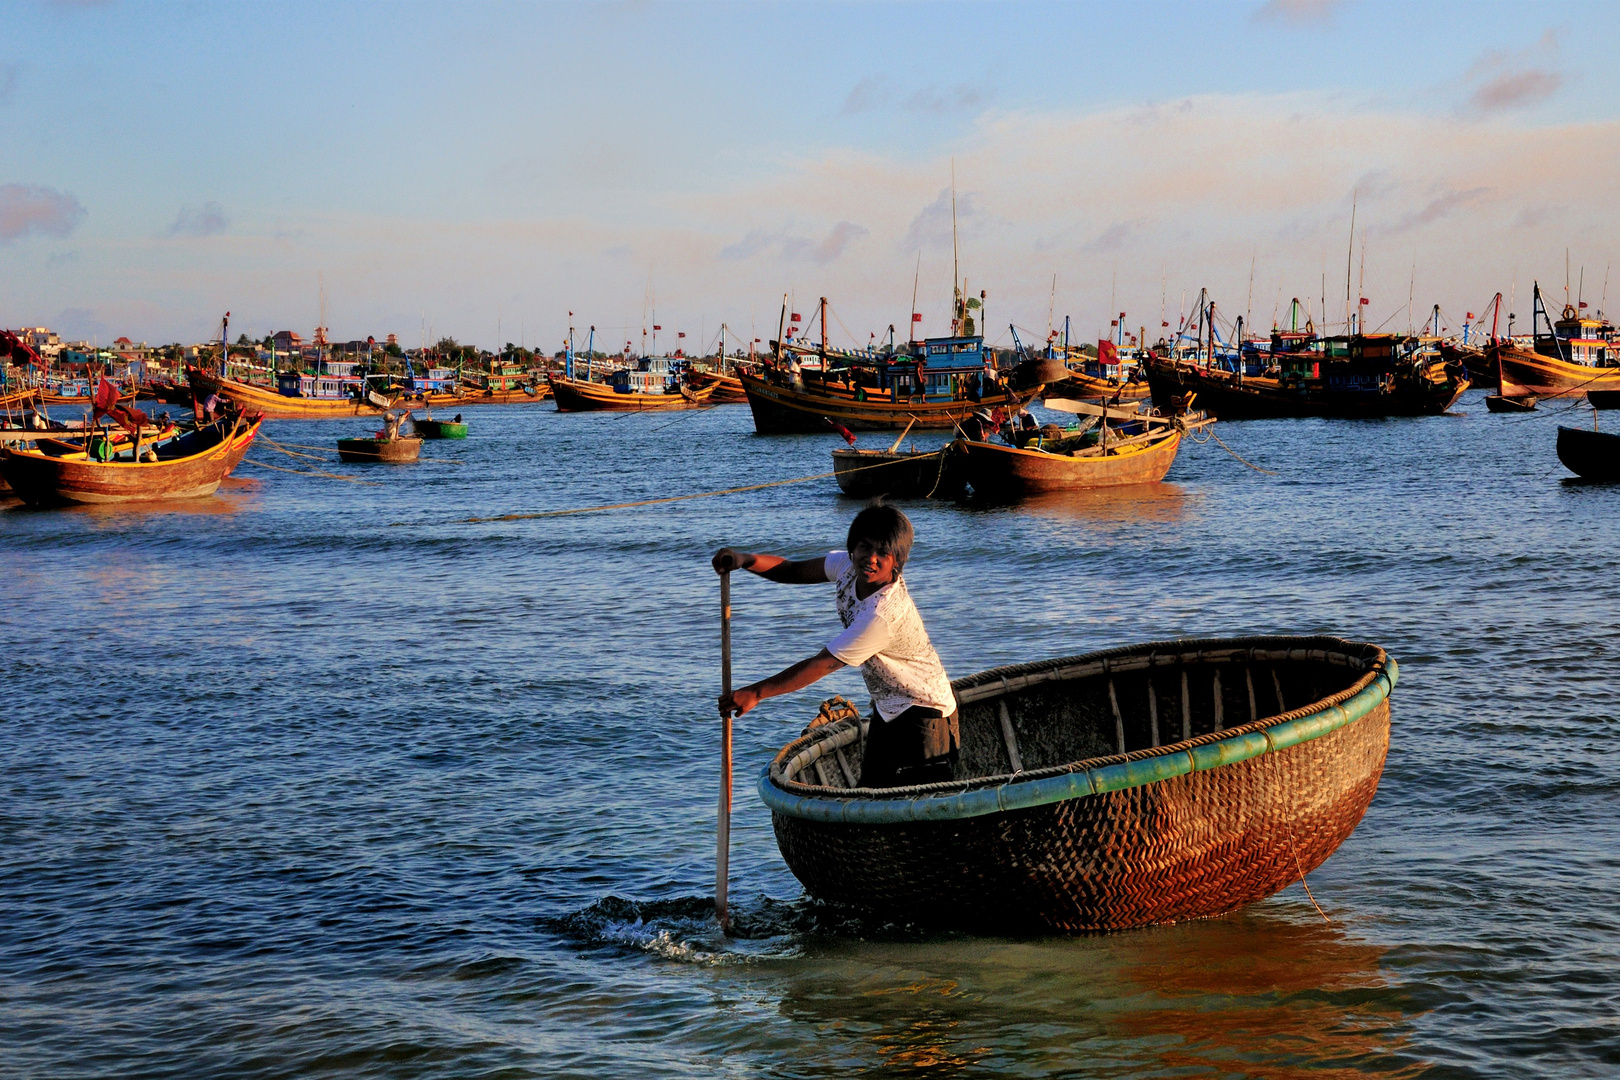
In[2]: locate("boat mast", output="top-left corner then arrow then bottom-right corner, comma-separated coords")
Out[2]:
221,311 -> 229,380
775,294 -> 786,363
819,296 -> 828,363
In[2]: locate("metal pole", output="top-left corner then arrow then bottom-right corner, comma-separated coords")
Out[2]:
717,570 -> 733,934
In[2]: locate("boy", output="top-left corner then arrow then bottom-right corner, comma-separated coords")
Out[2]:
713,504 -> 958,788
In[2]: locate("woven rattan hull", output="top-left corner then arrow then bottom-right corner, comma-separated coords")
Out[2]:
761,636 -> 1396,933
773,700 -> 1386,931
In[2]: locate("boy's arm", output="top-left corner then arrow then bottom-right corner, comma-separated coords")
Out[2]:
712,548 -> 827,584
719,648 -> 846,718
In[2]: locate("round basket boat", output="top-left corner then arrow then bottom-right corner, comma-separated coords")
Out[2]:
759,635 -> 1397,932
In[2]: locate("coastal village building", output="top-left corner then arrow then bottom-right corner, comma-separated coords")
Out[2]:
18,327 -> 62,358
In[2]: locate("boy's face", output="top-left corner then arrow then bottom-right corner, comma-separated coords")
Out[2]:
850,541 -> 899,587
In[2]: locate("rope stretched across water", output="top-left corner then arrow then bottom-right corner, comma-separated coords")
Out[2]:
462,468 -> 849,522
239,456 -> 381,486
460,446 -> 966,522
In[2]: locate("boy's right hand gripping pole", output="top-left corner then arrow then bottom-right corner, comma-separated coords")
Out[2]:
717,570 -> 733,934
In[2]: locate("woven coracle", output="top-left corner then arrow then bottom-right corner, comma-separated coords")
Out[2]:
760,635 -> 1397,932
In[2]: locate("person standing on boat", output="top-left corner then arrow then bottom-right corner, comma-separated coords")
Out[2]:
714,505 -> 958,788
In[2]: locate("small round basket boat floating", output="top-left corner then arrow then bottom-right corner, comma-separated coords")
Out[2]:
760,635 -> 1397,932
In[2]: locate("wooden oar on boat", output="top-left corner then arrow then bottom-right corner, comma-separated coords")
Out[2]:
717,570 -> 733,933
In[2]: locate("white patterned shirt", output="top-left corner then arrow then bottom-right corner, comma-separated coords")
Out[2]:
824,550 -> 956,721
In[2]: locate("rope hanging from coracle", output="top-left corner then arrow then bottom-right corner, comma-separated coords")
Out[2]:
1286,823 -> 1331,924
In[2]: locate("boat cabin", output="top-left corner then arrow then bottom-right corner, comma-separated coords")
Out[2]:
611,355 -> 688,395
405,367 -> 457,394
487,360 -> 532,392
276,368 -> 366,400
876,335 -> 987,402
1548,312 -> 1617,367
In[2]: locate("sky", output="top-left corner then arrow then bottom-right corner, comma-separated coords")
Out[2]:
4,0 -> 1620,351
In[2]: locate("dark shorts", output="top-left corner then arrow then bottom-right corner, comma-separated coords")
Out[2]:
859,705 -> 959,788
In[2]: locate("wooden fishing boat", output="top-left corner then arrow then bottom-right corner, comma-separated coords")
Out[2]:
0,414 -> 261,507
188,366 -> 393,419
41,385 -> 137,407
741,371 -> 1035,433
1482,344 -> 1620,397
0,387 -> 39,411
1556,426 -> 1620,480
1044,369 -> 1152,403
957,420 -> 1191,498
1484,392 -> 1537,412
549,374 -> 715,412
414,417 -> 467,439
1147,338 -> 1468,418
760,635 -> 1397,932
1486,284 -> 1620,397
459,383 -> 551,404
831,445 -> 964,499
690,371 -> 748,403
336,435 -> 423,462
1556,391 -> 1620,480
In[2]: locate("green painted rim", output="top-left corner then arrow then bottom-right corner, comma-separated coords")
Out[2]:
758,640 -> 1396,826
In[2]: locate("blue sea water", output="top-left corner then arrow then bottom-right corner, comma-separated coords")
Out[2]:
2,390 -> 1617,1078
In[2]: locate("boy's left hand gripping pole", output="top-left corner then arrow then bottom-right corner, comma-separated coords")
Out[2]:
717,569 -> 733,935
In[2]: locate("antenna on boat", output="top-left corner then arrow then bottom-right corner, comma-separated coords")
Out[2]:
1408,254 -> 1416,335
1048,273 -> 1057,342
1356,231 -> 1367,335
910,251 -> 921,343
1247,252 -> 1256,334
1161,262 -> 1167,340
1344,191 -> 1357,332
950,159 -> 960,327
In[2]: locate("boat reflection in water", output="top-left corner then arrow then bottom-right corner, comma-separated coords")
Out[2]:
1007,480 -> 1194,525
768,912 -> 1420,1076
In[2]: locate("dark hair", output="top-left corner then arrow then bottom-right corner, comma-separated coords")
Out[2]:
847,502 -> 914,572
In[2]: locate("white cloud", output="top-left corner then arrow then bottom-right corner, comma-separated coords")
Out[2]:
1253,0 -> 1346,27
0,183 -> 86,242
1465,29 -> 1564,113
168,201 -> 228,236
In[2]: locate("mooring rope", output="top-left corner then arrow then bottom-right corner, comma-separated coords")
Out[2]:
258,433 -> 465,465
458,449 -> 961,523
1206,427 -> 1279,476
462,469 -> 845,522
239,457 -> 380,486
